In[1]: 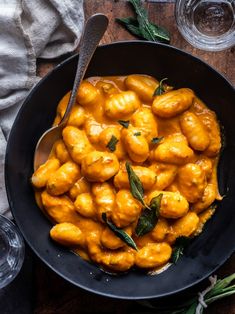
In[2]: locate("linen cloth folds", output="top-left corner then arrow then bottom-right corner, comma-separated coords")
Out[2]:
0,0 -> 84,218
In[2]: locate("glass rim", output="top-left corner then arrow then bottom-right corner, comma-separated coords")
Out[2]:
175,0 -> 235,51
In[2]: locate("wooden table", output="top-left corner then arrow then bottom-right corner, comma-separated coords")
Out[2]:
35,1 -> 235,313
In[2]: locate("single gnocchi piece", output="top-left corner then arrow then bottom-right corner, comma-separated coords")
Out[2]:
125,74 -> 158,103
53,140 -> 71,164
81,151 -> 119,182
84,117 -> 104,144
148,190 -> 189,219
196,156 -> 213,179
135,243 -> 172,268
99,127 -> 126,159
96,81 -> 119,95
180,111 -> 210,151
100,250 -> 135,272
69,177 -> 91,200
41,190 -> 80,224
151,218 -> 169,242
114,165 -> 156,190
104,91 -> 141,119
74,193 -> 96,218
130,107 -> 158,143
152,88 -> 194,118
92,182 -> 116,220
76,81 -> 101,106
177,163 -> 207,203
167,212 -> 199,243
62,126 -> 93,163
154,133 -> 194,165
50,222 -> 85,247
31,158 -> 60,188
47,161 -> 80,196
149,163 -> 178,190
111,190 -> 142,227
191,183 -> 216,213
101,226 -> 132,250
99,127 -> 121,148
67,105 -> 86,127
86,234 -> 135,272
202,113 -> 222,157
135,233 -> 154,249
122,127 -> 149,163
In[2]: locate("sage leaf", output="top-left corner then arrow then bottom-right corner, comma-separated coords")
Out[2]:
151,136 -> 164,144
102,213 -> 138,251
153,78 -> 168,96
171,236 -> 191,264
125,161 -> 146,207
150,22 -> 171,43
206,289 -> 235,305
106,135 -> 119,152
116,17 -> 142,37
134,131 -> 141,136
135,193 -> 163,237
118,120 -> 130,128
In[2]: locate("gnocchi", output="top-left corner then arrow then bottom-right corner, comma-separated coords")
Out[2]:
32,74 -> 221,273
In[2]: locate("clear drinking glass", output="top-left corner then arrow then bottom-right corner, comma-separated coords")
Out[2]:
175,0 -> 235,51
0,215 -> 25,289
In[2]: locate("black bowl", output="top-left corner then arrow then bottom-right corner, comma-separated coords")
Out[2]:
5,41 -> 235,299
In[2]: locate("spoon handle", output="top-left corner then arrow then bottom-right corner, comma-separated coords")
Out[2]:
60,14 -> 109,124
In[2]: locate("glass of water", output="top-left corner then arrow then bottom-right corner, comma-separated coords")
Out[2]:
0,215 -> 24,289
175,0 -> 235,51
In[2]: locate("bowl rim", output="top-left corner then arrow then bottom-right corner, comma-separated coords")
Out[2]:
5,40 -> 235,300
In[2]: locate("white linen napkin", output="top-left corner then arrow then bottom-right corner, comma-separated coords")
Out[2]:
0,0 -> 84,218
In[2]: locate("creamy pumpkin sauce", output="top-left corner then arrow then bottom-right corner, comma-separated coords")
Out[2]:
31,75 -> 221,273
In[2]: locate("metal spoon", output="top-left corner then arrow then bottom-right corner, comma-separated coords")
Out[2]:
33,14 -> 109,171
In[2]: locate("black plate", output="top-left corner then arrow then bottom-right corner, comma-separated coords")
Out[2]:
5,41 -> 235,299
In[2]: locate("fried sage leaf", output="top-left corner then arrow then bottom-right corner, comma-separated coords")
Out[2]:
135,193 -> 163,237
102,213 -> 138,251
171,236 -> 191,264
153,78 -> 168,96
106,135 -> 119,152
134,131 -> 141,136
125,161 -> 146,207
151,136 -> 164,144
118,120 -> 130,128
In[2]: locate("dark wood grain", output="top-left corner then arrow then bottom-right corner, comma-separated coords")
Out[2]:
35,1 -> 235,313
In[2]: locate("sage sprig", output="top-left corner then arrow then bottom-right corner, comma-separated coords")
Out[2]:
125,161 -> 149,208
102,213 -> 138,251
135,194 -> 163,237
153,78 -> 168,96
116,0 -> 170,43
106,135 -> 119,152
